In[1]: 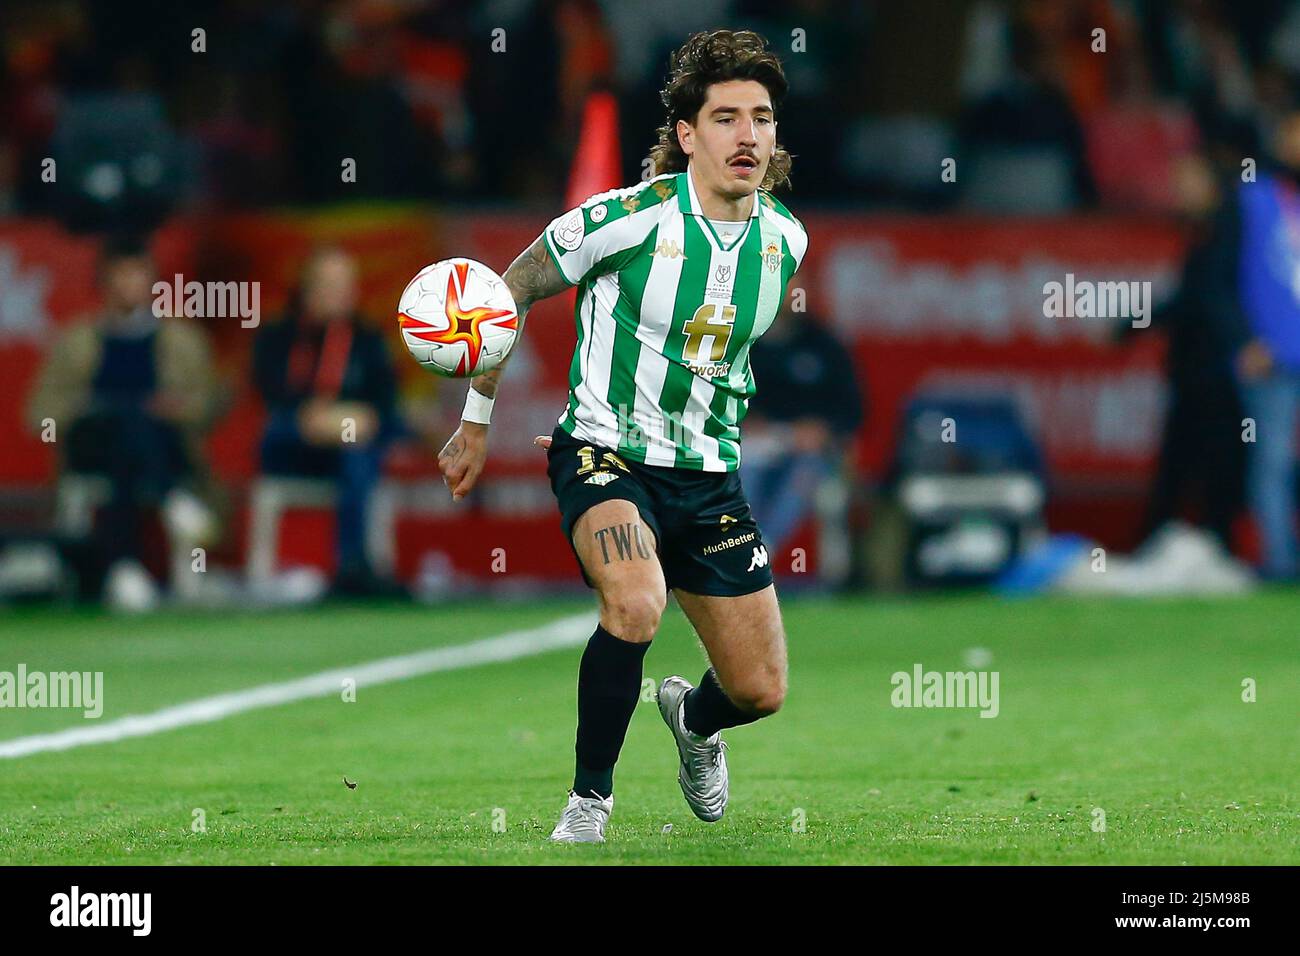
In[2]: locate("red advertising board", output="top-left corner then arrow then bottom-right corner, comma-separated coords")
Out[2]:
0,210 -> 1184,502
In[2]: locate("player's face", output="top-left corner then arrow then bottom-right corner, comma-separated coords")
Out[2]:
303,250 -> 359,323
102,255 -> 155,313
678,79 -> 776,204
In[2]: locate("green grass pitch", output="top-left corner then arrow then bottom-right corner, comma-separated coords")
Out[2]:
1,593 -> 1296,865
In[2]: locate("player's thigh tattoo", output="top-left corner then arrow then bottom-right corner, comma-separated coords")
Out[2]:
590,521 -> 654,565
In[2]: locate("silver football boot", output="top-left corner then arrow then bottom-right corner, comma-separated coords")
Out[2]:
657,676 -> 729,822
549,790 -> 614,843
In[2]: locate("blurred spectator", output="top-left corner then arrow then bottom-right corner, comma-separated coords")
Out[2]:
740,300 -> 864,557
25,233 -> 219,606
1211,106 -> 1300,579
1132,153 -> 1245,548
278,5 -> 437,203
252,247 -> 403,595
958,0 -> 1098,212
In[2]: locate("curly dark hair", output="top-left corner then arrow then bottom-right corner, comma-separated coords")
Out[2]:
649,29 -> 792,191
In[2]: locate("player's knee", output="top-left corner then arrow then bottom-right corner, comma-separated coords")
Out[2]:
599,587 -> 665,643
746,685 -> 786,718
730,670 -> 786,717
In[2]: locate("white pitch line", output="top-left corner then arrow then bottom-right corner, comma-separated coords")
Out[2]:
0,612 -> 596,760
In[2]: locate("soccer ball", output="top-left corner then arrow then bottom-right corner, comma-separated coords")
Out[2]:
397,258 -> 519,377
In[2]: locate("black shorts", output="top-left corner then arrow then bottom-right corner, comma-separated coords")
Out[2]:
545,425 -> 774,597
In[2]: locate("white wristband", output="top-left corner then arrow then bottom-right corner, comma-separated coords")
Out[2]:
462,387 -> 494,425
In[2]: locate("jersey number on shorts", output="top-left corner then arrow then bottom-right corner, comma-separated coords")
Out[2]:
576,446 -> 631,476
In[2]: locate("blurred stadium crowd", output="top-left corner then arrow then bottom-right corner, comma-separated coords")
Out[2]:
5,0 -> 1300,608
5,0 -> 1300,215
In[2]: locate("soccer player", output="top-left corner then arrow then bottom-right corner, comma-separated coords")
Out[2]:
437,29 -> 808,842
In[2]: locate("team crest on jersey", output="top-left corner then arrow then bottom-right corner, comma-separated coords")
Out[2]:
761,241 -> 783,274
554,208 -> 585,251
584,472 -> 620,486
589,204 -> 607,223
652,239 -> 686,260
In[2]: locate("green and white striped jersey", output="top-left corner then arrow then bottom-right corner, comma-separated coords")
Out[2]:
542,168 -> 808,472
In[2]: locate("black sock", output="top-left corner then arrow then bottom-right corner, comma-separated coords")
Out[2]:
572,623 -> 651,798
683,667 -> 759,738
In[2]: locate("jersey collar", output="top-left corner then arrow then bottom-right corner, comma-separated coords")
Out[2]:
677,167 -> 760,253
677,167 -> 762,221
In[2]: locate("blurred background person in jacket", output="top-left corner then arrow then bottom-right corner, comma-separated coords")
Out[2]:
253,246 -> 404,596
26,232 -> 220,608
740,297 -> 865,560
1212,105 -> 1300,579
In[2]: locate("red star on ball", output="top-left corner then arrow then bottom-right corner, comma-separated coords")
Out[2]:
399,261 -> 517,374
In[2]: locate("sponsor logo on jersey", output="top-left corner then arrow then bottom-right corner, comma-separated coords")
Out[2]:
747,545 -> 769,571
584,472 -> 621,486
686,360 -> 731,379
702,531 -> 757,556
554,209 -> 585,251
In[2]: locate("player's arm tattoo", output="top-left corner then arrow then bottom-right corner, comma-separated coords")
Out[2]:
469,235 -> 569,401
593,523 -> 653,564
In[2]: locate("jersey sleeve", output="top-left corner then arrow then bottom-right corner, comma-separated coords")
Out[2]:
542,193 -> 651,286
788,217 -> 809,277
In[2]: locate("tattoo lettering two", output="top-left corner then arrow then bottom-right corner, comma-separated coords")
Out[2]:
593,522 -> 653,565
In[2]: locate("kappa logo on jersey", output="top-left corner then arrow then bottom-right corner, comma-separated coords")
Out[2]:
651,238 -> 687,260
747,545 -> 769,572
719,514 -> 738,527
554,208 -> 585,251
584,472 -> 620,486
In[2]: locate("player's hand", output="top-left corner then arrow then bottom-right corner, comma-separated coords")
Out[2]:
1237,339 -> 1274,381
532,435 -> 552,451
438,421 -> 489,501
333,402 -> 379,445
